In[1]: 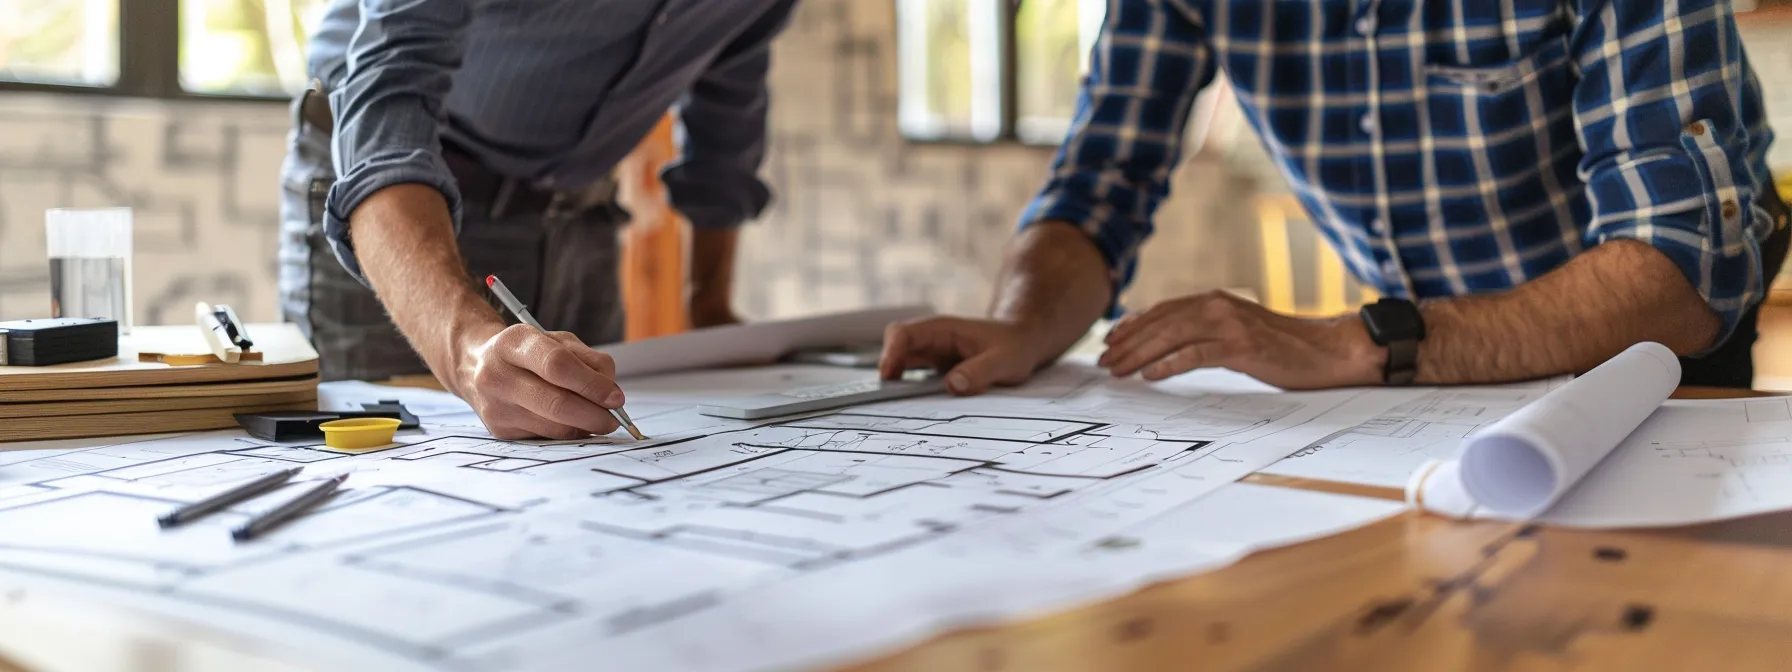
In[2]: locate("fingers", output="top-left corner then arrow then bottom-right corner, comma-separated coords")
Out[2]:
484,363 -> 621,435
880,318 -> 979,379
547,331 -> 624,407
1103,311 -> 1149,347
942,348 -> 1032,396
879,322 -> 913,380
1140,341 -> 1240,381
1101,293 -> 1249,377
502,326 -> 624,411
487,413 -> 588,442
463,326 -> 623,438
1102,319 -> 1197,377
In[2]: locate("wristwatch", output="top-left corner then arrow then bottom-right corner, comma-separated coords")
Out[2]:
1359,298 -> 1425,385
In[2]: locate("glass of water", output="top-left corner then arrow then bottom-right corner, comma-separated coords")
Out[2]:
45,208 -> 134,334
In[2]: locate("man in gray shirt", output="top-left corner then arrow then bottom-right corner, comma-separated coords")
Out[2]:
280,0 -> 793,439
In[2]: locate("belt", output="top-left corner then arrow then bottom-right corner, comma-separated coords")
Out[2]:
298,88 -> 619,221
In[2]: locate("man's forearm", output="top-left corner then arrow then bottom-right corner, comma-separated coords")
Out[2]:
349,183 -> 506,392
688,226 -> 738,315
989,221 -> 1114,366
1414,240 -> 1720,383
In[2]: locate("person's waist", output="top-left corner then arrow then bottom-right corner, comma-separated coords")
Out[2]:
297,88 -> 618,220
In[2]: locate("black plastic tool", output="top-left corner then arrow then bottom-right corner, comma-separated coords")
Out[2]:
234,399 -> 421,442
0,317 -> 118,366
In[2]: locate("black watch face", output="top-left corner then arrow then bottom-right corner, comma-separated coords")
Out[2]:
1364,299 -> 1424,343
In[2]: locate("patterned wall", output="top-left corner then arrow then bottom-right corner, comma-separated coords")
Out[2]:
741,0 -> 1263,319
0,0 -> 1264,328
14,0 -> 1782,331
0,96 -> 289,324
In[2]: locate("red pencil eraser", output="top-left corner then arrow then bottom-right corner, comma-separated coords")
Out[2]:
485,275 -> 497,288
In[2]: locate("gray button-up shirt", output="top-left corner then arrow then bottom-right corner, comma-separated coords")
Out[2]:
306,0 -> 792,280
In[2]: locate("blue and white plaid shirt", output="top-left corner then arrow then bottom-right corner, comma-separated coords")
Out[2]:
1024,0 -> 1777,346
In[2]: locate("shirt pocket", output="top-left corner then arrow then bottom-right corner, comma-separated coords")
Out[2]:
1422,37 -> 1574,120
1418,37 -> 1577,180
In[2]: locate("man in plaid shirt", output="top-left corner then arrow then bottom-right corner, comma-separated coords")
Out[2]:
884,0 -> 1791,391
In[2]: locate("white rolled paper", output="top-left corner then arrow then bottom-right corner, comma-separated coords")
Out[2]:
1409,342 -> 1681,519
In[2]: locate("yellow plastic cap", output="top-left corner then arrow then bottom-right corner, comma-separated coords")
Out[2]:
319,417 -> 402,450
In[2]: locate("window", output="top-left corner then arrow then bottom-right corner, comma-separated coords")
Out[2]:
897,0 -> 1108,144
0,0 -> 120,87
181,0 -> 331,96
1014,0 -> 1104,144
0,0 -> 329,99
896,0 -> 1006,142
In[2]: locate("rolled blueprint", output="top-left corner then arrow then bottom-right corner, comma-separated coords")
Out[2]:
1406,342 -> 1681,519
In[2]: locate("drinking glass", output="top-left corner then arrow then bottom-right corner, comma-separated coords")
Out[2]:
45,207 -> 133,334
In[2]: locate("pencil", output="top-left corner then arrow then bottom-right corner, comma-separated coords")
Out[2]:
486,275 -> 647,440
230,474 -> 347,542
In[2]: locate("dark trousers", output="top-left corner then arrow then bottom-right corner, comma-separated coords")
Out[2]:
277,97 -> 626,382
1678,184 -> 1792,388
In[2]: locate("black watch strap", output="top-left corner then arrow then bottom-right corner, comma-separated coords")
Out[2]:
1384,339 -> 1419,385
1359,298 -> 1424,386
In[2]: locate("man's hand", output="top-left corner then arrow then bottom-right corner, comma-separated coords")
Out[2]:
349,184 -> 629,440
879,318 -> 1047,395
1099,290 -> 1383,389
452,324 -> 625,440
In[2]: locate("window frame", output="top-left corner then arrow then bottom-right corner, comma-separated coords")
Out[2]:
899,0 -> 1100,147
0,0 -> 294,103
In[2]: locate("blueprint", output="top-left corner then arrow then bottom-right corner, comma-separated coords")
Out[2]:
0,365 -> 1423,672
1418,396 -> 1792,528
1259,379 -> 1566,488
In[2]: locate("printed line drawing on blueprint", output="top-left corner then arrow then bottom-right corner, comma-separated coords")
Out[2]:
0,370 -> 1414,672
1519,398 -> 1792,527
1259,382 -> 1563,488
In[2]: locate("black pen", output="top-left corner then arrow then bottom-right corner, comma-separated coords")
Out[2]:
157,467 -> 302,529
230,474 -> 348,542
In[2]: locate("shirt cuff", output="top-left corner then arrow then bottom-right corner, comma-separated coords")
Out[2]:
663,163 -> 771,230
322,150 -> 464,286
1583,141 -> 1769,355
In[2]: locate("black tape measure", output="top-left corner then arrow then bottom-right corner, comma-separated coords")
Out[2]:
0,317 -> 119,366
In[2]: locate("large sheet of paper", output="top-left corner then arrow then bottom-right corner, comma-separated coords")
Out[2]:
0,365 -> 1422,671
598,306 -> 932,378
1259,378 -> 1564,488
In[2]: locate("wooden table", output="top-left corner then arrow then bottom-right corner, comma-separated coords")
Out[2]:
852,385 -> 1792,672
2,387 -> 1786,672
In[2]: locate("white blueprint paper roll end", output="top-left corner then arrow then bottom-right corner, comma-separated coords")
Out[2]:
1406,459 -> 1478,519
1457,429 -> 1558,518
1624,341 -> 1682,378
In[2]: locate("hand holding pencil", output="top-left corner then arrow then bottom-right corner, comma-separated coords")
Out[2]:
482,275 -> 646,440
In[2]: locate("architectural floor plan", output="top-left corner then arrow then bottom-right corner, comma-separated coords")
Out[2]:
1259,380 -> 1565,487
0,365 -> 1425,671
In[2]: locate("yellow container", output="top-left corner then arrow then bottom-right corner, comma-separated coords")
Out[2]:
319,417 -> 402,450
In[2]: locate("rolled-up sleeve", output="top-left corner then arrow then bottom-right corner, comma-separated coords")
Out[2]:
661,1 -> 794,230
1572,0 -> 1775,351
323,0 -> 471,285
1020,1 -> 1217,316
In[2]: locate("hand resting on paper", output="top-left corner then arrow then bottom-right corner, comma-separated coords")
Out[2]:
1098,290 -> 1383,390
878,317 -> 1048,395
878,220 -> 1724,393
